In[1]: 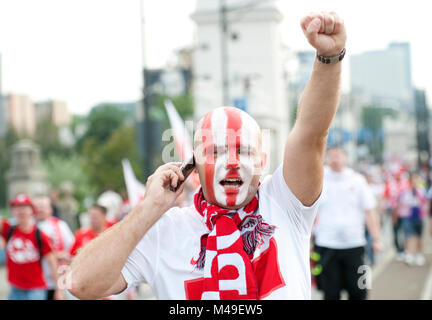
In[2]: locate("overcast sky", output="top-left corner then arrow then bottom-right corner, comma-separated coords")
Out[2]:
0,0 -> 430,115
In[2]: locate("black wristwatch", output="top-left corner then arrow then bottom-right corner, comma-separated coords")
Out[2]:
316,48 -> 346,64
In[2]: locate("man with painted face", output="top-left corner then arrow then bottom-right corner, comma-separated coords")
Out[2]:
69,11 -> 347,300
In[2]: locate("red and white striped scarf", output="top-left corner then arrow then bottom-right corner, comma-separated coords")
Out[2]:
193,188 -> 276,300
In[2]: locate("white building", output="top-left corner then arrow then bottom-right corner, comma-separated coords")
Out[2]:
191,0 -> 289,173
383,113 -> 417,167
350,42 -> 413,110
350,42 -> 418,164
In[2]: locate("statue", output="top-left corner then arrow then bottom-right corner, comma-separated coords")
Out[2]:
57,181 -> 79,231
6,140 -> 49,200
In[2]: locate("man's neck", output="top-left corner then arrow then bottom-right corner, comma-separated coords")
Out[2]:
92,225 -> 106,234
18,221 -> 34,233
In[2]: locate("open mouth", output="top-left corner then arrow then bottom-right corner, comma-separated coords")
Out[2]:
219,178 -> 244,188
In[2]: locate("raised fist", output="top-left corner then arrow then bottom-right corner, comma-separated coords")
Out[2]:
301,12 -> 347,57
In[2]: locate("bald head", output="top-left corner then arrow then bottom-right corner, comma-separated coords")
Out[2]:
194,107 -> 262,149
193,107 -> 266,209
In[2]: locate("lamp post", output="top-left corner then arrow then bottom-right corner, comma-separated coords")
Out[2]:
140,0 -> 153,181
219,0 -> 230,106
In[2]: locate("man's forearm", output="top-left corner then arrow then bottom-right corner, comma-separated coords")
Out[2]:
46,253 -> 59,286
69,198 -> 164,299
365,209 -> 380,241
295,60 -> 342,139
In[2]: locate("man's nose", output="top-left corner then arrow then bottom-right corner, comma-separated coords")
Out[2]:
226,148 -> 240,169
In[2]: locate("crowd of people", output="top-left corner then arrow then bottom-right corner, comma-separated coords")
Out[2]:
1,151 -> 432,300
0,11 -> 431,301
0,189 -> 133,300
382,163 -> 432,266
310,149 -> 432,300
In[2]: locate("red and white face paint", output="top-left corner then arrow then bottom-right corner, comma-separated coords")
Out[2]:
195,107 -> 262,208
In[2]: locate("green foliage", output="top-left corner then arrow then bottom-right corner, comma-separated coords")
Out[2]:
1,97 -> 192,211
154,92 -> 194,129
33,119 -> 73,159
0,207 -> 8,218
361,105 -> 398,163
41,153 -> 98,213
76,105 -> 128,151
0,129 -> 20,208
361,106 -> 396,132
82,125 -> 142,194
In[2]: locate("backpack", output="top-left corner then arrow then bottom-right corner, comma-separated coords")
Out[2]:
6,226 -> 44,264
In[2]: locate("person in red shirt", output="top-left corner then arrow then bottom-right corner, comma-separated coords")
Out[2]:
70,204 -> 115,257
0,194 -> 63,300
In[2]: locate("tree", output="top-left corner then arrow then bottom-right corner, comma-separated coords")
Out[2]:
82,125 -> 142,194
34,119 -> 73,159
42,154 -> 97,213
361,105 -> 397,163
76,105 -> 128,151
0,129 -> 19,208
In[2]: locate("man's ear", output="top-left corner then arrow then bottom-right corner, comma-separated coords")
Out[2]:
261,152 -> 267,170
254,151 -> 267,176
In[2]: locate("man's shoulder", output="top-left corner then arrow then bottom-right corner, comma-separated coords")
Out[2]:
258,165 -> 283,193
162,205 -> 202,224
349,169 -> 369,186
136,205 -> 205,248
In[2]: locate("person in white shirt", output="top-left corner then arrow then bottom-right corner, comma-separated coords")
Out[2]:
34,195 -> 75,300
313,146 -> 381,300
68,11 -> 347,300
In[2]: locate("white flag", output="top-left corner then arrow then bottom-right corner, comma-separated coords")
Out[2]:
122,158 -> 146,208
164,99 -> 193,161
164,99 -> 200,189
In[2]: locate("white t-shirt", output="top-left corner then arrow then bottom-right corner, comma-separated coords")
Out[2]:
121,165 -> 321,300
313,166 -> 376,249
38,217 -> 75,289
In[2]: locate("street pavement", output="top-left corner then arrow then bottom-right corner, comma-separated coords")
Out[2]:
368,218 -> 432,300
0,266 -> 6,299
311,215 -> 432,300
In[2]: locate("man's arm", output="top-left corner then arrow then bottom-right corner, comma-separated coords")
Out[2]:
429,200 -> 432,237
45,252 -> 64,300
283,12 -> 347,206
365,208 -> 382,253
68,163 -> 185,300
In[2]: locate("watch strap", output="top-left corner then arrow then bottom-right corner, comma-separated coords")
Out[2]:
316,48 -> 346,64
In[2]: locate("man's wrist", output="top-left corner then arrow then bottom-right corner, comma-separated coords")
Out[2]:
316,48 -> 346,64
142,196 -> 168,215
133,197 -> 167,228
